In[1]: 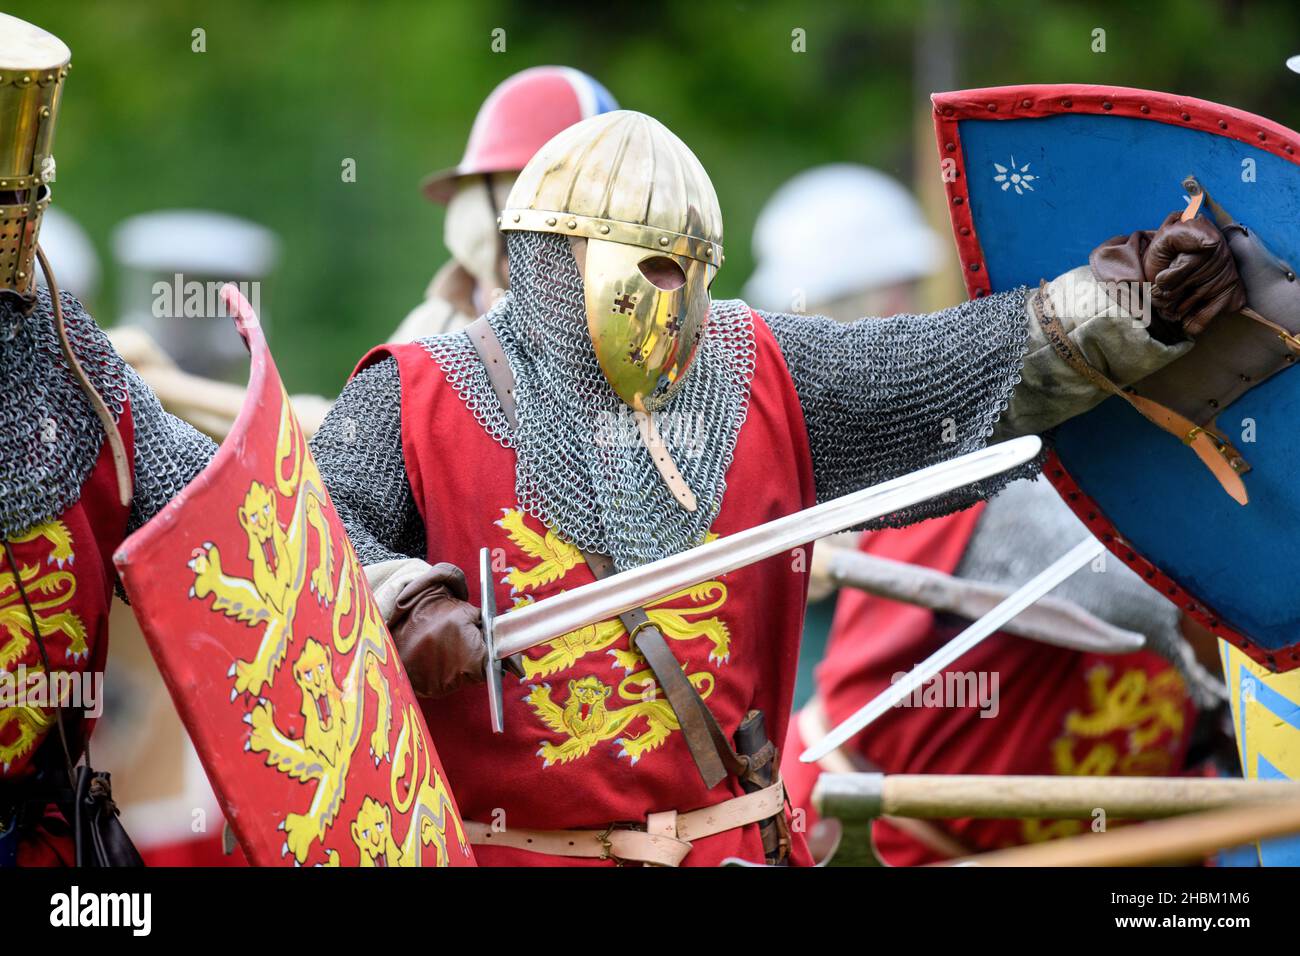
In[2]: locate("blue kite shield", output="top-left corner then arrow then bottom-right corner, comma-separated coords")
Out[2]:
933,84 -> 1300,673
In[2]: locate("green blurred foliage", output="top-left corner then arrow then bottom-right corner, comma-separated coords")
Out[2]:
14,0 -> 1300,392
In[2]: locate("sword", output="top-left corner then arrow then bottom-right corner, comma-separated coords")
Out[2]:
479,435 -> 1043,732
800,535 -> 1106,764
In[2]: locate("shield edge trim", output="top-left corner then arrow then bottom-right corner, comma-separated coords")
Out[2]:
931,83 -> 1300,673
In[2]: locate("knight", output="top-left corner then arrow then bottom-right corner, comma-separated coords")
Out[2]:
0,14 -> 216,866
310,109 -> 1245,865
392,66 -> 618,342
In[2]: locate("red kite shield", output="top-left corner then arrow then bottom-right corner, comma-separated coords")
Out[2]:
115,288 -> 474,867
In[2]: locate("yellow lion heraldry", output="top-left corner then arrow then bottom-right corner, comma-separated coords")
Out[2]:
497,507 -> 731,769
182,390 -> 468,865
525,671 -> 716,767
188,386 -> 335,697
0,519 -> 84,772
345,705 -> 468,866
244,632 -> 393,863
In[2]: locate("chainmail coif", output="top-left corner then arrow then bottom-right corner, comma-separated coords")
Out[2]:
0,289 -> 129,538
424,231 -> 755,571
0,288 -> 216,540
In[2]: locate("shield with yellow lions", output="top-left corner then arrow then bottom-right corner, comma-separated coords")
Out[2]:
114,287 -> 474,867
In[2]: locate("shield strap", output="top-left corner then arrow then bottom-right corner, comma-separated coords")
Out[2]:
466,316 -> 751,790
1030,283 -> 1250,505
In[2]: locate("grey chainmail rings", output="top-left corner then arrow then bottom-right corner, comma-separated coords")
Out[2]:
0,289 -> 129,539
761,287 -> 1038,528
123,366 -> 218,534
425,231 -> 756,572
309,357 -> 428,566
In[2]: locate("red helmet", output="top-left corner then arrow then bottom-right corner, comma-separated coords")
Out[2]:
421,66 -> 618,204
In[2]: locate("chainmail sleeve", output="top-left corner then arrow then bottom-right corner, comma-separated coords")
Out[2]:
124,366 -> 218,534
761,288 -> 1040,527
308,356 -> 427,566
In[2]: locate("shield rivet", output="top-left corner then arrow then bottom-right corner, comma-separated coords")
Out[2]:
1181,112 -> 1191,121
1258,132 -> 1267,141
945,142 -> 955,151
1140,105 -> 1150,114
986,103 -> 997,112
1102,101 -> 1113,110
1020,98 -> 1031,107
953,196 -> 964,205
1061,99 -> 1072,108
968,262 -> 980,271
1219,121 -> 1228,129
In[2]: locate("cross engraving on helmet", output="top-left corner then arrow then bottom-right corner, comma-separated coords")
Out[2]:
613,292 -> 637,314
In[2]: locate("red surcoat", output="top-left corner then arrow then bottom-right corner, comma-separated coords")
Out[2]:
363,312 -> 817,865
1,407 -> 134,866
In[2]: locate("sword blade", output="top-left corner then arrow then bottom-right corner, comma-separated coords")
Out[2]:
491,436 -> 1042,661
800,535 -> 1105,764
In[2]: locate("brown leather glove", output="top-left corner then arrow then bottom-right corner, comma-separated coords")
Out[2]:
1091,211 -> 1247,340
388,563 -> 498,699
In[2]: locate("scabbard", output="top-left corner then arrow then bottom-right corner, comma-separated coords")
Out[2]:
734,709 -> 790,865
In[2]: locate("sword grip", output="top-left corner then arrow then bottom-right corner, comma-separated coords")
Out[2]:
479,547 -> 504,733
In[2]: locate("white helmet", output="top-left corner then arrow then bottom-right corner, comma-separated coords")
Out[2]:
743,163 -> 942,312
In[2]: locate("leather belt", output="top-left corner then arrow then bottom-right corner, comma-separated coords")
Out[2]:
464,779 -> 787,866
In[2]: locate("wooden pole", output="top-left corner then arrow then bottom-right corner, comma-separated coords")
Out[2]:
941,799 -> 1300,867
815,772 -> 1300,821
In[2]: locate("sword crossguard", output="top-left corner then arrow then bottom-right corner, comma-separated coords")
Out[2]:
479,547 -> 504,733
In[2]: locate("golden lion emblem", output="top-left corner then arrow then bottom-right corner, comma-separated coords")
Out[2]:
188,387 -> 462,866
525,671 -> 715,767
496,508 -> 731,768
188,397 -> 334,697
0,520 -> 85,772
344,705 -> 468,866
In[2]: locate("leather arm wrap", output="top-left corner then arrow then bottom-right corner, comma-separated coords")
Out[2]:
994,266 -> 1191,438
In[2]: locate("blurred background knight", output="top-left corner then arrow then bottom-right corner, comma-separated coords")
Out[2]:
392,65 -> 618,342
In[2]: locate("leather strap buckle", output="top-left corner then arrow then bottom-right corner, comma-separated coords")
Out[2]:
1184,425 -> 1223,450
596,823 -> 625,866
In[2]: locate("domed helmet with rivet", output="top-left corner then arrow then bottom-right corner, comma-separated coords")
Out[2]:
500,110 -> 723,412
